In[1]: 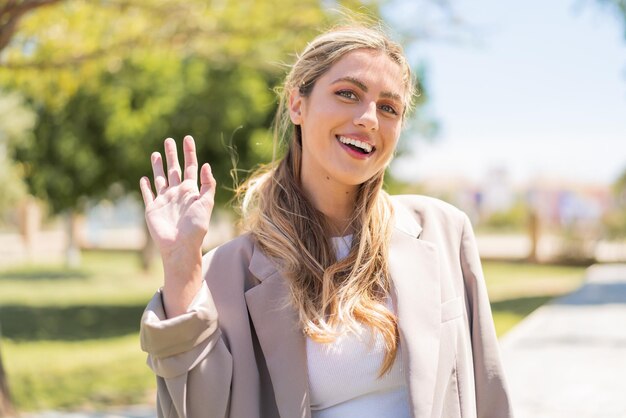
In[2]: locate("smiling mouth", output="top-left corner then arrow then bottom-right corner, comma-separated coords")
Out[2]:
337,135 -> 375,155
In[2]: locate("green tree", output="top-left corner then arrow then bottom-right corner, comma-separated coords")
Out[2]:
1,0 -> 336,195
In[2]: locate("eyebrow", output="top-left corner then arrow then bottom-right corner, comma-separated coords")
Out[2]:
331,76 -> 403,103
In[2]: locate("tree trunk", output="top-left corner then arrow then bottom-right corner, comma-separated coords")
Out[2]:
17,196 -> 41,263
527,210 -> 540,263
0,332 -> 15,417
65,210 -> 82,268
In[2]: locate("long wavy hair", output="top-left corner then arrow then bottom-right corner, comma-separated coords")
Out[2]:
239,24 -> 416,376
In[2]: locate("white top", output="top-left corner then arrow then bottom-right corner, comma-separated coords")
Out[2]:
306,236 -> 411,418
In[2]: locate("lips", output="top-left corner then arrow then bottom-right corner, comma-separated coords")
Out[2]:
336,135 -> 375,155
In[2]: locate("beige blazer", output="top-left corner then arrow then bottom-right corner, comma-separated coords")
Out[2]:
140,195 -> 513,418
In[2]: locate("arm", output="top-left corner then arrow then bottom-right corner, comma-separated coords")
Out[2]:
139,135 -> 215,318
139,136 -> 232,417
459,213 -> 514,418
140,280 -> 233,418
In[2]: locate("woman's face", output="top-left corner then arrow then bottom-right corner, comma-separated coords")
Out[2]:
290,48 -> 406,193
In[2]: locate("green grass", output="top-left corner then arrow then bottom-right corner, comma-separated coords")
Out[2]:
0,252 -> 588,411
0,250 -> 162,412
483,261 -> 587,336
0,250 -> 163,306
2,335 -> 154,411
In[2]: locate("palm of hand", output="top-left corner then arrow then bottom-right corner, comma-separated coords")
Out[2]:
145,180 -> 213,254
140,136 -> 217,257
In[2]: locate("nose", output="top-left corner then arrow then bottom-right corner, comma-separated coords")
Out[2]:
353,101 -> 378,131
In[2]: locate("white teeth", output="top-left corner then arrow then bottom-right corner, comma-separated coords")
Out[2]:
338,136 -> 373,153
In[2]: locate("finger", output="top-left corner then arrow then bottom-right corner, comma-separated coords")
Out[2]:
139,176 -> 155,206
151,152 -> 168,194
183,135 -> 198,182
164,138 -> 182,187
199,163 -> 216,202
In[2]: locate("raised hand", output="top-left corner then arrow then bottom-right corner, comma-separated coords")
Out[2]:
140,136 -> 216,258
139,136 -> 215,317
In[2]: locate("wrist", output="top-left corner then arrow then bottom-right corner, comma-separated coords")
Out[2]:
161,249 -> 204,318
161,244 -> 203,271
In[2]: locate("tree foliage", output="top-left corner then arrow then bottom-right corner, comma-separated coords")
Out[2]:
0,0 -> 335,105
1,0 -> 368,213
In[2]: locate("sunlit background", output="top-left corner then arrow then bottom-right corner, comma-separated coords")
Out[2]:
0,0 -> 625,416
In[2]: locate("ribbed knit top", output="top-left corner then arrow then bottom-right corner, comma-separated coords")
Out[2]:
306,236 -> 411,418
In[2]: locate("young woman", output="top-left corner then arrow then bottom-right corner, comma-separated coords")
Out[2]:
139,24 -> 512,418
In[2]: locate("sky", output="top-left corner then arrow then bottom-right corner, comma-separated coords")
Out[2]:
388,0 -> 626,187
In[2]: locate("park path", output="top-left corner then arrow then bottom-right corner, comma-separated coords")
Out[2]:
500,263 -> 626,417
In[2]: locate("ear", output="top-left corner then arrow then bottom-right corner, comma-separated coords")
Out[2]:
289,88 -> 304,125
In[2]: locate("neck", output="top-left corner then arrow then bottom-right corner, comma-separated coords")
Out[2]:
301,176 -> 357,236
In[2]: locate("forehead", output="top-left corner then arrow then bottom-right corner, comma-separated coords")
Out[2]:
320,49 -> 405,97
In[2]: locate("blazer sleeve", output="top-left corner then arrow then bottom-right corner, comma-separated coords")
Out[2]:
140,280 -> 233,418
459,213 -> 514,418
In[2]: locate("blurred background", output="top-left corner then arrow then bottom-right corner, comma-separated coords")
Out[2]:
0,0 -> 625,416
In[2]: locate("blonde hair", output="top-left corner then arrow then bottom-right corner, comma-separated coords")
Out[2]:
240,24 -> 415,376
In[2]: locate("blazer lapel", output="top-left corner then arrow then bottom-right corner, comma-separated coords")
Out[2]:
389,200 -> 441,418
245,245 -> 311,418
